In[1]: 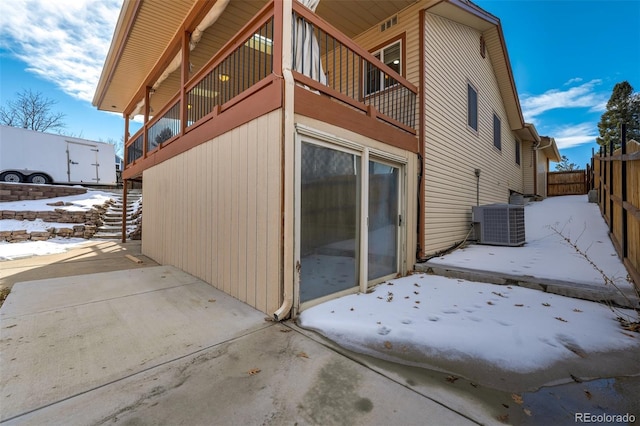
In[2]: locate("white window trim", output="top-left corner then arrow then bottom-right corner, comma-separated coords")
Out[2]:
364,40 -> 403,97
294,124 -> 407,312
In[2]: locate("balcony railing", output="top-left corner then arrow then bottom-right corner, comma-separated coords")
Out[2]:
144,98 -> 181,154
126,131 -> 143,165
291,2 -> 417,133
186,16 -> 274,127
124,1 -> 417,169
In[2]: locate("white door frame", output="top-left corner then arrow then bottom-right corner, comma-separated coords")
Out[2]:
294,124 -> 407,313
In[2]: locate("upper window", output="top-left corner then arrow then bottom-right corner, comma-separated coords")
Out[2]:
467,83 -> 478,131
365,41 -> 402,96
493,114 -> 502,150
515,139 -> 521,165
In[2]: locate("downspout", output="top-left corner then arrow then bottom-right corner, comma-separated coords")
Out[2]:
417,9 -> 426,259
273,0 -> 294,321
532,141 -> 538,196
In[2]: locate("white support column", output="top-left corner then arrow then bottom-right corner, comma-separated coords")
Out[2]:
359,148 -> 370,294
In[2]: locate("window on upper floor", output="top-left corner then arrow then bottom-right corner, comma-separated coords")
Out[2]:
493,113 -> 501,150
364,40 -> 402,96
515,139 -> 521,165
467,83 -> 478,131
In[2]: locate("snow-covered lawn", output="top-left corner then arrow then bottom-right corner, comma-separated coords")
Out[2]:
299,274 -> 639,391
428,195 -> 634,295
299,195 -> 640,391
1,190 -> 114,213
0,238 -> 91,260
0,189 -> 115,260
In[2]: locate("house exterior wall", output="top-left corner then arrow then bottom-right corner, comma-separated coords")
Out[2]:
142,110 -> 283,314
421,12 -> 524,254
537,150 -> 549,197
295,114 -> 418,275
352,1 -> 423,128
522,141 -> 535,196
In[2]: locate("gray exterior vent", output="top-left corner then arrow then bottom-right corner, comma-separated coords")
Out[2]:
380,16 -> 398,32
472,204 -> 525,246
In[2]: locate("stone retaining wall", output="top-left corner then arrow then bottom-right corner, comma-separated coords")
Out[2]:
0,183 -> 87,201
0,225 -> 98,243
0,199 -> 112,243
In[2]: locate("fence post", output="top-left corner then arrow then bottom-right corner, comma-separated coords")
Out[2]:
621,123 -> 628,258
599,146 -> 604,211
584,166 -> 588,193
609,138 -> 614,234
590,147 -> 595,190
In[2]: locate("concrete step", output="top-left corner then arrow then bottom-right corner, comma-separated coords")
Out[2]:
101,226 -> 136,231
92,233 -> 123,240
102,219 -> 137,225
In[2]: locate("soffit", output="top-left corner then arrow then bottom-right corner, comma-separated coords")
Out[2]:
317,0 -> 418,37
94,0 -> 196,113
541,137 -> 562,163
94,0 -> 418,114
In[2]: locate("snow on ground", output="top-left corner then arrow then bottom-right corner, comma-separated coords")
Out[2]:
299,274 -> 639,390
1,189 -> 114,213
0,189 -> 116,260
299,195 -> 640,391
429,195 -> 633,292
0,238 -> 90,261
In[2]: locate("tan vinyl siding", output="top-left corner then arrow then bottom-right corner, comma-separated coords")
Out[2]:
422,12 -> 524,254
353,1 -> 422,129
142,110 -> 282,314
537,151 -> 548,197
522,141 -> 535,195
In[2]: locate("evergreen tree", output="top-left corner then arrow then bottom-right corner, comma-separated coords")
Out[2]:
596,81 -> 640,149
555,155 -> 578,171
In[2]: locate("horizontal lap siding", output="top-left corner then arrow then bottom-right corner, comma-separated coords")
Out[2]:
142,110 -> 282,314
423,13 -> 523,254
522,141 -> 535,195
537,151 -> 548,197
353,3 -> 421,130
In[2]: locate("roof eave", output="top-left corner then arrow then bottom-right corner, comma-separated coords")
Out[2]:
93,0 -> 142,110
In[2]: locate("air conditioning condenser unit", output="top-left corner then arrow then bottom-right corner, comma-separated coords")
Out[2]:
472,204 -> 525,246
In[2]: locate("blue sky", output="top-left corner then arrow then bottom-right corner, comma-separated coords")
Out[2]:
1,0 -> 639,166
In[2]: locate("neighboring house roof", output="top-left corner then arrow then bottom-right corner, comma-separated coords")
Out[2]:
539,136 -> 562,163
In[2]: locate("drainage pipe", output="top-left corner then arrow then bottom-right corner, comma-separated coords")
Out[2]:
474,168 -> 481,206
273,0 -> 295,321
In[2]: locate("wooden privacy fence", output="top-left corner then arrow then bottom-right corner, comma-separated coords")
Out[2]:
592,129 -> 640,289
547,170 -> 588,196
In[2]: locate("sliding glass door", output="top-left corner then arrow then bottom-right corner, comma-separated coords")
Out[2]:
298,139 -> 402,304
368,160 -> 399,281
299,142 -> 361,303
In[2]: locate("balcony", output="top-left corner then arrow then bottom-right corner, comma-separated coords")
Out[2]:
124,0 -> 418,174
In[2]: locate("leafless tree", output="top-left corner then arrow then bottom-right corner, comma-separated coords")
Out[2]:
0,89 -> 66,132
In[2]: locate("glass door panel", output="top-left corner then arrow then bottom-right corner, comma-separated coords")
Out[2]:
368,160 -> 399,281
300,142 -> 360,303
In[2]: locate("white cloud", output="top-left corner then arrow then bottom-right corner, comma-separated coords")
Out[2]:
551,123 -> 598,150
0,0 -> 123,103
521,79 -> 609,122
564,77 -> 583,86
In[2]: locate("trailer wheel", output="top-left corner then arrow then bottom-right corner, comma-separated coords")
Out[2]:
0,171 -> 24,183
28,173 -> 50,184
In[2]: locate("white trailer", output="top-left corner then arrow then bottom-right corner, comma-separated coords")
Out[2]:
0,125 -> 117,185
